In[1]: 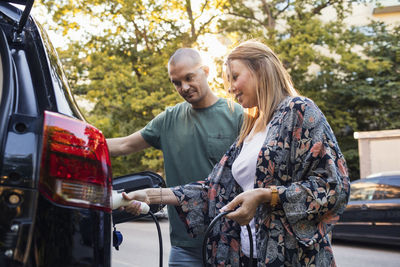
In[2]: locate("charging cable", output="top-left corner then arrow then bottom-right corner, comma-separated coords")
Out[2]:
112,190 -> 254,267
202,210 -> 254,267
112,190 -> 163,267
147,210 -> 163,267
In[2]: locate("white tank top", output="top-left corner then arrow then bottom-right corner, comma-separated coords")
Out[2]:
232,125 -> 268,258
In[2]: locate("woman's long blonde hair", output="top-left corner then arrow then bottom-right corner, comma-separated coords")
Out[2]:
224,41 -> 299,146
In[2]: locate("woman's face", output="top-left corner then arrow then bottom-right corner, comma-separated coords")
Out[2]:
227,59 -> 258,108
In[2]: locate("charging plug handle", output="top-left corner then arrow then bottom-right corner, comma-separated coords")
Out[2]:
111,190 -> 150,213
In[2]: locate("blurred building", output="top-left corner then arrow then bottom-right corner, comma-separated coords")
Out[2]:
318,0 -> 400,30
354,130 -> 400,178
346,0 -> 400,26
371,0 -> 400,25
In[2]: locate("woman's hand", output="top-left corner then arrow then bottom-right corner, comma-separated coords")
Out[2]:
121,190 -> 149,215
221,188 -> 271,226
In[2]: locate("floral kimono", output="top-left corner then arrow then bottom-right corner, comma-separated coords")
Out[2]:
172,96 -> 350,266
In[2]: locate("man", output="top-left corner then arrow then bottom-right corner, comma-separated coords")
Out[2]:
107,48 -> 243,266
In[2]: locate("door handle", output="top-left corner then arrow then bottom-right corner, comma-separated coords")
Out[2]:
361,204 -> 368,210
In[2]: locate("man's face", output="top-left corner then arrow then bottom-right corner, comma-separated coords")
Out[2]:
168,58 -> 210,107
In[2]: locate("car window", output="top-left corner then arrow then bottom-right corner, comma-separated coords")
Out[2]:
350,182 -> 378,201
373,184 -> 400,200
36,22 -> 84,120
350,177 -> 400,201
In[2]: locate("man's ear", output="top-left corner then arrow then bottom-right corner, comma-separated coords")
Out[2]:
201,65 -> 210,77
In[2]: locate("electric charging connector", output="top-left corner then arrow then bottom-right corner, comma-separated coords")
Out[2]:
111,190 -> 150,213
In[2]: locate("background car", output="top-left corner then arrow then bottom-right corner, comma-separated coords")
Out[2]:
333,172 -> 400,246
0,1 -> 163,266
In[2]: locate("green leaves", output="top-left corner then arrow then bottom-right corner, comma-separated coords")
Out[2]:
45,0 -> 398,180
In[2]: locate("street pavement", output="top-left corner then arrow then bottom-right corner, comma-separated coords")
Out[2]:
112,220 -> 400,267
112,219 -> 171,267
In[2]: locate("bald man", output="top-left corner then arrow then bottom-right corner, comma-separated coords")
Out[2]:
107,48 -> 243,266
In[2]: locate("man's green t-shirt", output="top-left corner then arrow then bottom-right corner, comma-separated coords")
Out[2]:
141,98 -> 243,247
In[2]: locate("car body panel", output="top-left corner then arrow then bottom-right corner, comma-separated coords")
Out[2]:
33,195 -> 112,266
0,1 -> 165,266
0,2 -> 112,266
333,174 -> 400,245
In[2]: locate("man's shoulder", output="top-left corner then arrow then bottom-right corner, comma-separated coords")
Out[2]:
160,101 -> 189,116
231,101 -> 244,114
215,98 -> 243,114
143,102 -> 189,139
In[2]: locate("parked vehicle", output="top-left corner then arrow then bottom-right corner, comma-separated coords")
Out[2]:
0,1 -> 163,266
333,172 -> 400,246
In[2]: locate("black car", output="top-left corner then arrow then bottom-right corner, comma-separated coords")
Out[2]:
0,1 -> 163,266
333,173 -> 400,246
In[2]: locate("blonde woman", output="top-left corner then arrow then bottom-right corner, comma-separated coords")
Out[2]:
124,41 -> 350,266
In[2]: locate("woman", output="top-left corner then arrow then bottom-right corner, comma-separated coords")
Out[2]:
123,41 -> 350,266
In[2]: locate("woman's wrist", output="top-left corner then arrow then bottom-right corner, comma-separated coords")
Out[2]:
269,186 -> 279,207
254,187 -> 279,207
144,188 -> 158,204
254,188 -> 272,204
145,188 -> 178,205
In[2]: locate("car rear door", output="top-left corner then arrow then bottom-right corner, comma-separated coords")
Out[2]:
0,2 -> 113,266
0,8 -> 42,265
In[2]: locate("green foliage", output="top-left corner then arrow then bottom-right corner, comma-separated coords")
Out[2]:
41,0 -> 399,180
42,0 -> 225,177
308,22 -> 399,179
217,1 -> 399,180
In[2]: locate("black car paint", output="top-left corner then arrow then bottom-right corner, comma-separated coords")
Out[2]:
333,175 -> 400,246
0,2 -> 163,266
0,2 -> 113,266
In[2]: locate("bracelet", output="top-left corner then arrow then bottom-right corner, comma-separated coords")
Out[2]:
270,186 -> 279,207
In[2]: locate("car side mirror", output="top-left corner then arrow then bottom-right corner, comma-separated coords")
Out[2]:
112,171 -> 166,224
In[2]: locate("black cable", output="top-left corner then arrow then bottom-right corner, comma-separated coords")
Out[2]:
148,211 -> 163,267
202,211 -> 253,267
244,224 -> 254,266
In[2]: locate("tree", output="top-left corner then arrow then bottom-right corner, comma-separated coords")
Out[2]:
39,0 -> 226,176
308,22 -> 400,179
218,1 -> 399,179
39,0 -> 399,180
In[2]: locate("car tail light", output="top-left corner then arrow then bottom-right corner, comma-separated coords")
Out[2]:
39,111 -> 112,212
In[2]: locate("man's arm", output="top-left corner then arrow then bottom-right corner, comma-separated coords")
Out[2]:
106,130 -> 151,157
